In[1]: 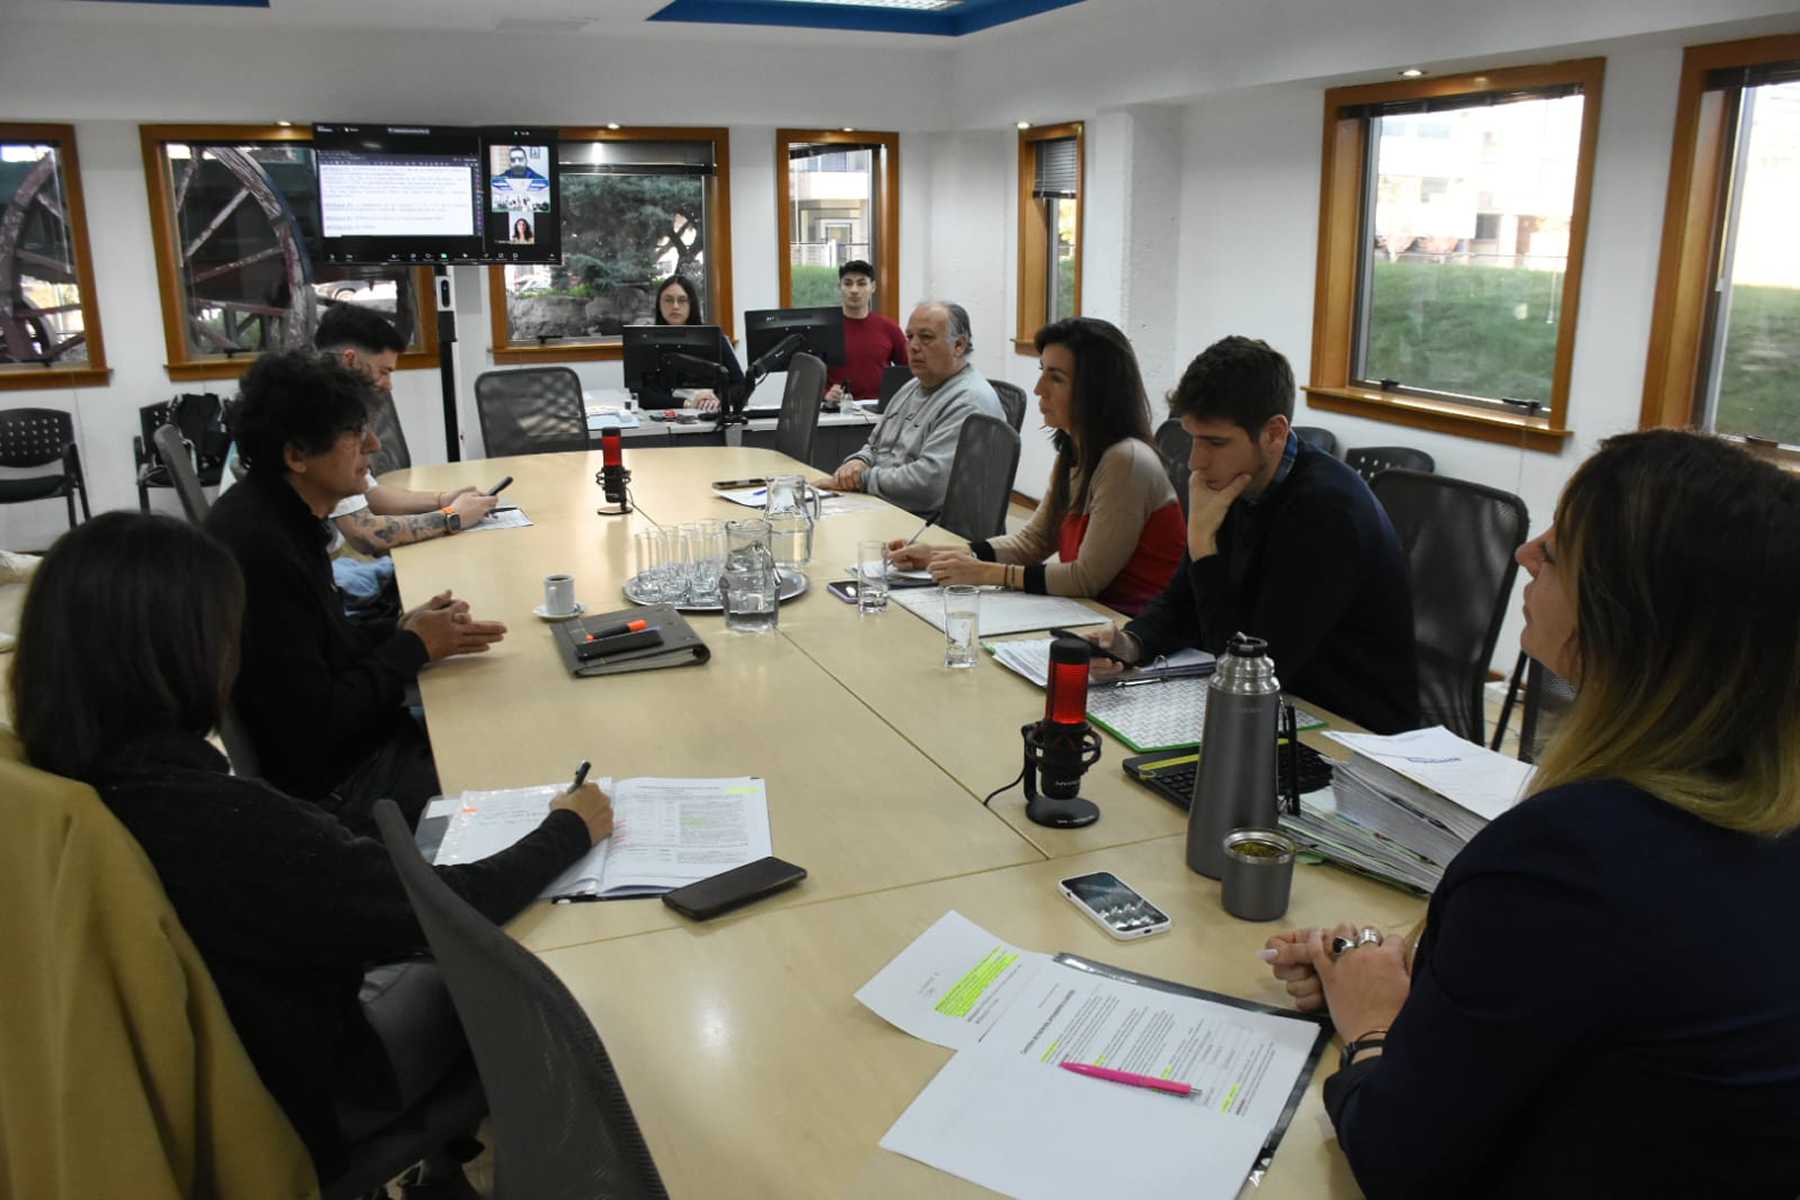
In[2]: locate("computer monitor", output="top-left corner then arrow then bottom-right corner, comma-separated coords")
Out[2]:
744,307 -> 846,373
621,325 -> 727,397
877,364 -> 913,411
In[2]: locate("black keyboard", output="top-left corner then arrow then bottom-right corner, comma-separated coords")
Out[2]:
1122,740 -> 1334,812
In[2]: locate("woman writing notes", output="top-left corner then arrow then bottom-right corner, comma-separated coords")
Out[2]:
888,317 -> 1183,615
647,274 -> 742,414
1261,430 -> 1800,1196
10,513 -> 615,1188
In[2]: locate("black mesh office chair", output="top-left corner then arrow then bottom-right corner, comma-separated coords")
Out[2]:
0,407 -> 90,529
1292,425 -> 1341,459
1345,445 -> 1435,486
373,799 -> 668,1200
775,352 -> 825,466
366,389 -> 413,477
1153,417 -> 1192,514
152,423 -> 212,524
988,379 -> 1027,434
134,396 -> 226,511
474,368 -> 589,458
1491,652 -> 1576,764
1371,469 -> 1528,744
938,414 -> 1020,542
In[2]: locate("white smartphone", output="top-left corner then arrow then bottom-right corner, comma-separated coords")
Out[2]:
1058,871 -> 1172,941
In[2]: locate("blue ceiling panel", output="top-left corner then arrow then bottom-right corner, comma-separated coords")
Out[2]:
71,0 -> 271,6
648,0 -> 1082,38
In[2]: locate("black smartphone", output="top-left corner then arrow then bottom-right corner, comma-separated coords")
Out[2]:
486,475 -> 514,497
662,856 -> 807,920
711,477 -> 768,491
826,579 -> 859,604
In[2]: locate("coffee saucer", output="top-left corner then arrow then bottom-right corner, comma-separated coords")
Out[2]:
534,602 -> 584,621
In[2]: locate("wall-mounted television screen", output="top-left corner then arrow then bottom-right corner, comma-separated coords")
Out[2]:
314,123 -> 560,265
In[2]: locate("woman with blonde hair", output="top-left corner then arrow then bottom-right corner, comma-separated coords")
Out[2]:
1261,429 -> 1800,1196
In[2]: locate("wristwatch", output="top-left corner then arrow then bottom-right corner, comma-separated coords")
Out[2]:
440,505 -> 462,533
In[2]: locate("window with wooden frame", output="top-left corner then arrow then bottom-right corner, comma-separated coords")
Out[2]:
1,123 -> 109,389
487,128 -> 732,365
776,130 -> 899,317
1307,60 -> 1604,452
141,124 -> 439,383
1642,34 -> 1800,460
1015,123 -> 1083,353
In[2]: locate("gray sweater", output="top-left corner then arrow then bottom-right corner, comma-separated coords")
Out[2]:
845,365 -> 1004,514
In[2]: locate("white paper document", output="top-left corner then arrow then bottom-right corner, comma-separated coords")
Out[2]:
863,914 -> 1323,1200
890,586 -> 1104,637
1326,725 -> 1534,823
462,507 -> 533,533
432,776 -> 772,900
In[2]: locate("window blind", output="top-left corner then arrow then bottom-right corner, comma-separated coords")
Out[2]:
1032,137 -> 1079,199
1339,82 -> 1582,121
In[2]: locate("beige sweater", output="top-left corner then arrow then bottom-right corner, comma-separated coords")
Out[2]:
984,438 -> 1178,597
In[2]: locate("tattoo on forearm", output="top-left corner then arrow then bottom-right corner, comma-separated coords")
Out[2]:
341,509 -> 452,551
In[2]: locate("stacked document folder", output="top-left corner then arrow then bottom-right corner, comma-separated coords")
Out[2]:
1299,726 -> 1536,893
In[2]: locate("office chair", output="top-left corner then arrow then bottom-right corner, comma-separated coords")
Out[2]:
474,368 -> 589,458
1153,417 -> 1192,514
988,379 -> 1028,434
0,407 -> 90,530
775,352 -> 825,466
1292,425 -> 1342,459
1371,469 -> 1528,744
365,389 -> 413,477
153,423 -> 213,524
938,414 -> 1021,542
1345,445 -> 1435,487
373,799 -> 669,1200
1491,651 -> 1576,764
134,396 -> 227,511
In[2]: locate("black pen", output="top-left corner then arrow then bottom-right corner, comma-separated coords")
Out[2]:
1111,675 -> 1168,689
567,760 -> 591,793
906,511 -> 941,546
487,475 -> 514,497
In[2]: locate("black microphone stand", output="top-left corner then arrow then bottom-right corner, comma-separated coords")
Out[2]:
1019,719 -> 1103,828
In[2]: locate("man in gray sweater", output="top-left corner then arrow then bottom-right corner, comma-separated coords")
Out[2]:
815,300 -> 1004,515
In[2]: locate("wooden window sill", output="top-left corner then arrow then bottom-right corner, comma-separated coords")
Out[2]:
1302,385 -> 1572,454
162,351 -> 440,383
0,367 -> 112,391
1012,337 -> 1040,357
492,342 -> 624,366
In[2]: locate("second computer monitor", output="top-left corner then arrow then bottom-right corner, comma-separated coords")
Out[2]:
621,324 -> 725,396
744,307 -> 846,372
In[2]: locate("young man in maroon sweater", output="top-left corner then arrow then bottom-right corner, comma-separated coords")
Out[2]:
823,259 -> 908,403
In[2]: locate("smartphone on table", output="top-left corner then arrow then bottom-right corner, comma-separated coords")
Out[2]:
1059,871 -> 1172,940
662,856 -> 807,920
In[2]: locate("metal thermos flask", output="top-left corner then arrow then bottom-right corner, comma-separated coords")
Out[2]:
1186,633 -> 1282,878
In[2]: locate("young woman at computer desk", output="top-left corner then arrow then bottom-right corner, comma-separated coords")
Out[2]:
648,274 -> 742,414
1260,429 -> 1800,1197
887,317 -> 1184,616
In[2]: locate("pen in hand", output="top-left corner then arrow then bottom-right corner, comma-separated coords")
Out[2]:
567,760 -> 591,793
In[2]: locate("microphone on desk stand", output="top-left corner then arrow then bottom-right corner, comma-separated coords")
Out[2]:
1018,636 -> 1103,828
595,426 -> 632,516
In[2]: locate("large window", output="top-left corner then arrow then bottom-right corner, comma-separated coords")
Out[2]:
488,128 -> 732,364
1,123 -> 109,389
141,124 -> 438,382
1308,61 -> 1604,451
1015,123 -> 1082,352
1643,35 -> 1800,457
777,130 -> 899,316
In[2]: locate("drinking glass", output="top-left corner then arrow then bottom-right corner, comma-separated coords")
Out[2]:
690,519 -> 727,605
856,540 -> 889,614
943,584 -> 980,668
633,530 -> 667,601
722,519 -> 780,633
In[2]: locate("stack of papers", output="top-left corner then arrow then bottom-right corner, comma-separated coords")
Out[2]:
585,407 -> 641,431
1277,788 -> 1443,895
890,587 -> 1101,637
856,912 -> 1327,1200
432,776 -> 772,901
1313,726 -> 1535,889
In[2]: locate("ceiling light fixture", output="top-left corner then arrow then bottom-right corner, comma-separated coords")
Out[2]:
276,120 -> 294,127
606,122 -> 621,130
1399,68 -> 1426,78
843,126 -> 855,132
1017,121 -> 1032,130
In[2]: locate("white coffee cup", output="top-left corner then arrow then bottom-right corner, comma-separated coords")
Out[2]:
543,573 -> 577,616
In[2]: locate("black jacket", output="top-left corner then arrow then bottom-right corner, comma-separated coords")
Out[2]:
1326,779 -> 1800,1197
1124,442 -> 1419,733
91,733 -> 589,1174
205,470 -> 429,800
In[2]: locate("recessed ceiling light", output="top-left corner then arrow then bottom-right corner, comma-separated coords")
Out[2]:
1017,121 -> 1032,130
1399,68 -> 1426,78
1472,75 -> 1489,84
843,126 -> 855,132
606,122 -> 621,130
276,120 -> 294,127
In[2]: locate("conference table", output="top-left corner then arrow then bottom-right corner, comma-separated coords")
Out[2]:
386,444 -> 1425,1198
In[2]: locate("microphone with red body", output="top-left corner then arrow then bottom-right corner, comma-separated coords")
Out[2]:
1020,636 -> 1103,828
595,426 -> 632,515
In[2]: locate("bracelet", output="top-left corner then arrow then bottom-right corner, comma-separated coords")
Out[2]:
1338,1026 -> 1389,1071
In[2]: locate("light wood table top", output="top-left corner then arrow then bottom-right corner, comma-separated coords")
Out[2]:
386,448 -> 1042,953
542,835 -> 1424,1199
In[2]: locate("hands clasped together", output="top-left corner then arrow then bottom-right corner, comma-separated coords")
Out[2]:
1260,922 -> 1414,1051
399,590 -> 509,661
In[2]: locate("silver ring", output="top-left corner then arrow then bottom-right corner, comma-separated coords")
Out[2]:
1329,935 -> 1356,958
1357,927 -> 1383,948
